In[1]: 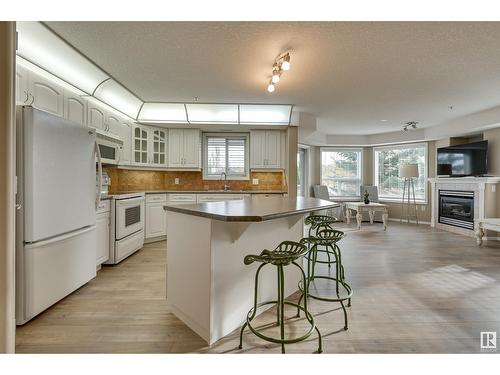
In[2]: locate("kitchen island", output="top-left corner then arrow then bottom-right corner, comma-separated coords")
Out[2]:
164,196 -> 339,344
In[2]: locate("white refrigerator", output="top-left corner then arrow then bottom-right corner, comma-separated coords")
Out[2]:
16,106 -> 98,325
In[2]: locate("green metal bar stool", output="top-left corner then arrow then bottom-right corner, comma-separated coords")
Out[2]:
298,228 -> 353,330
238,240 -> 322,354
304,214 -> 342,270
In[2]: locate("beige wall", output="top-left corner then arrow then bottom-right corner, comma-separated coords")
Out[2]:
484,127 -> 500,176
286,126 -> 298,198
0,21 -> 16,353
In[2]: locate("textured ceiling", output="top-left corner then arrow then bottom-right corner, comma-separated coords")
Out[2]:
45,21 -> 500,135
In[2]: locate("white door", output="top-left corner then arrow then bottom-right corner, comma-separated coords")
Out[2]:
16,65 -> 30,105
87,103 -> 106,130
64,91 -> 86,126
168,128 -> 184,167
145,203 -> 167,238
96,212 -> 110,266
132,125 -> 150,165
107,113 -> 121,135
250,130 -> 266,168
265,131 -> 281,168
182,129 -> 200,168
22,107 -> 96,242
118,122 -> 131,165
151,128 -> 167,167
29,71 -> 64,117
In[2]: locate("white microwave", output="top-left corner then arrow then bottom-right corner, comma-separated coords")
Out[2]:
96,131 -> 123,165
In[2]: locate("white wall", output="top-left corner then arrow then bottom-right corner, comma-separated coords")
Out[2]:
0,21 -> 16,353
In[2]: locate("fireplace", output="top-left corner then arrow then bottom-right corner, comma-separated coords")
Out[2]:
438,190 -> 474,230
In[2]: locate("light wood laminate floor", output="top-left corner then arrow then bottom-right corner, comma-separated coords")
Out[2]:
16,223 -> 500,353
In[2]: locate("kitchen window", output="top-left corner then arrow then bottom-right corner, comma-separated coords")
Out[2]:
203,133 -> 249,180
320,148 -> 363,198
374,143 -> 427,203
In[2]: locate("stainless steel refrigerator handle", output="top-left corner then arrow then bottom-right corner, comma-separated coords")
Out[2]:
95,139 -> 103,210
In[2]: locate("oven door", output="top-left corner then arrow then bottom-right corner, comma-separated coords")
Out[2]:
115,196 -> 145,240
97,141 -> 120,165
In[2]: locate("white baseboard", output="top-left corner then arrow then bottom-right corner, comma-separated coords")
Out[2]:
388,218 -> 431,225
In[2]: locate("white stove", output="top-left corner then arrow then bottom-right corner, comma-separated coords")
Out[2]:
105,192 -> 145,265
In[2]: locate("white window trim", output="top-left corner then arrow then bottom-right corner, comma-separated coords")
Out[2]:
202,132 -> 250,180
320,147 -> 363,199
373,142 -> 428,204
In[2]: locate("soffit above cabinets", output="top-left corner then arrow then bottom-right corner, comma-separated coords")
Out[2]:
136,103 -> 292,126
16,21 -> 293,126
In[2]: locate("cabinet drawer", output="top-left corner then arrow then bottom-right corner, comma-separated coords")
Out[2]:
146,193 -> 167,203
96,200 -> 110,214
167,194 -> 197,203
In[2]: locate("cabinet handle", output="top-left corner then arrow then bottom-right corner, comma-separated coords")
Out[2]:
28,93 -> 35,105
23,90 -> 29,103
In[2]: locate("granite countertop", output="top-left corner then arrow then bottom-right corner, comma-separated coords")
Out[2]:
163,196 -> 339,222
112,190 -> 287,195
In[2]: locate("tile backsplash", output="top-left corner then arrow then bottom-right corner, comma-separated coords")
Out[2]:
105,167 -> 287,193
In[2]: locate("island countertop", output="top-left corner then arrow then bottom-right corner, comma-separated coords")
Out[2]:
163,196 -> 339,222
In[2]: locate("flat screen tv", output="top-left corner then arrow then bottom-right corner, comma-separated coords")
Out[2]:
437,140 -> 488,177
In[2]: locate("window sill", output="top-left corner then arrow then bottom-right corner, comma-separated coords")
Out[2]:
379,198 -> 428,205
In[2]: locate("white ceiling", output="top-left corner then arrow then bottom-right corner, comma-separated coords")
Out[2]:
45,21 -> 500,135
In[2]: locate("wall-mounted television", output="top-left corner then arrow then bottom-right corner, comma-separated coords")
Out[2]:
437,140 -> 488,177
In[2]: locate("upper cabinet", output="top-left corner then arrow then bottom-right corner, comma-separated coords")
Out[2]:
16,69 -> 65,117
87,102 -> 107,131
64,91 -> 86,126
16,65 -> 30,105
168,129 -> 200,169
250,130 -> 282,169
132,125 -> 168,167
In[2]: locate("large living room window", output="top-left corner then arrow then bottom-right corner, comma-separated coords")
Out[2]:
320,148 -> 363,198
374,143 -> 427,203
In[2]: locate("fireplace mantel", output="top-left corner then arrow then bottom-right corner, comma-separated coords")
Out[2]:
428,176 -> 500,236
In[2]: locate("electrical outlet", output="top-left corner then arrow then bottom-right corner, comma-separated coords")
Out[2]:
252,178 -> 259,185
421,205 -> 426,211
492,185 -> 496,193
174,178 -> 179,185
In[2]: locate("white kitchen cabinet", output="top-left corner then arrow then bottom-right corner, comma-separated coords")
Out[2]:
132,125 -> 167,167
145,194 -> 168,241
132,125 -> 150,165
250,130 -> 282,169
168,129 -> 200,168
96,200 -> 110,267
64,91 -> 86,126
117,122 -> 132,165
107,113 -> 122,135
16,65 -> 30,105
28,71 -> 64,117
87,102 -> 107,131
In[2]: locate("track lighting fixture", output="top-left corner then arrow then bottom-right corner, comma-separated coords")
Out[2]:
403,121 -> 418,132
267,81 -> 275,93
266,52 -> 291,93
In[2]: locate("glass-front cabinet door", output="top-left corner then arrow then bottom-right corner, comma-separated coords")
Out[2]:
133,126 -> 149,165
151,129 -> 167,166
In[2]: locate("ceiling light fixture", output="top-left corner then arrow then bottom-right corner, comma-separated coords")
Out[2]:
281,53 -> 291,71
265,51 -> 291,93
403,121 -> 418,132
267,81 -> 275,93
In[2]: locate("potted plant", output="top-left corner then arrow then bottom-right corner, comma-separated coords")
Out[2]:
363,189 -> 370,204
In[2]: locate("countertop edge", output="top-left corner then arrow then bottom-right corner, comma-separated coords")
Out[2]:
164,201 -> 340,222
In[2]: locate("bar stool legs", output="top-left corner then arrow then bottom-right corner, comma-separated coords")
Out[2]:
238,241 -> 322,354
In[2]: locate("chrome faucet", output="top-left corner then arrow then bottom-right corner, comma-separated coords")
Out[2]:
221,172 -> 230,191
